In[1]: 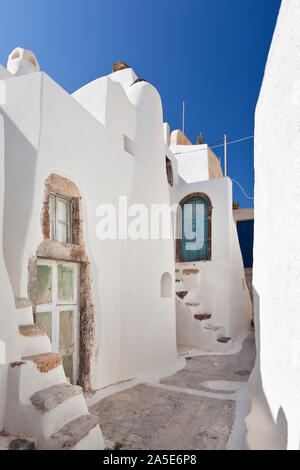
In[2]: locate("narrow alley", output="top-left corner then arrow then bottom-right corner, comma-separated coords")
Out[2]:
88,332 -> 255,450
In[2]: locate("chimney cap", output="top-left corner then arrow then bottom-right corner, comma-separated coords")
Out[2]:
112,61 -> 130,73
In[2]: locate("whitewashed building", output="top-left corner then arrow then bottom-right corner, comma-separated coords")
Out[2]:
0,49 -> 251,449
246,0 -> 300,450
166,129 -> 251,352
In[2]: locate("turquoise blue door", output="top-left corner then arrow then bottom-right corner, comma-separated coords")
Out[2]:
181,197 -> 208,262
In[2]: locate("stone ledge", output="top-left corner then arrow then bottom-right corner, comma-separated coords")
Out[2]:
204,324 -> 223,331
183,269 -> 200,275
22,352 -> 62,373
31,383 -> 82,412
51,414 -> 100,449
194,313 -> 212,321
19,324 -> 46,337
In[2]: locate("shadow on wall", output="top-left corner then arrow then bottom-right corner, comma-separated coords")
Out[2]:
245,288 -> 288,450
2,111 -> 38,298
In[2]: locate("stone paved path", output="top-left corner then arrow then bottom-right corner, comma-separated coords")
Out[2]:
88,331 -> 255,450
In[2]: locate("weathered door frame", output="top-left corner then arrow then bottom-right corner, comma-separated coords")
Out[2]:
36,258 -> 79,384
176,192 -> 212,263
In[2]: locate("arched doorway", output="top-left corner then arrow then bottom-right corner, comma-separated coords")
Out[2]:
177,193 -> 212,262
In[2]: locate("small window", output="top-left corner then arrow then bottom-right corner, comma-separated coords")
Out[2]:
50,194 -> 72,243
166,156 -> 173,187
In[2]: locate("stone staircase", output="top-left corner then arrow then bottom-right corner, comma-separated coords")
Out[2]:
175,266 -> 232,352
5,305 -> 103,450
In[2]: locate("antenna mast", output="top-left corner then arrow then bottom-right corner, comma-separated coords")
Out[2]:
224,134 -> 227,177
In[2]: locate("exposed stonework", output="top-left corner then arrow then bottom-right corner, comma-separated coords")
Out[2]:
31,383 -> 82,412
42,173 -> 83,246
27,256 -> 38,308
44,173 -> 81,199
183,269 -> 200,275
19,324 -> 46,337
29,173 -> 96,392
194,313 -> 212,321
185,302 -> 200,307
79,262 -> 96,392
112,61 -> 130,73
36,240 -> 88,264
51,414 -> 100,449
23,352 -> 62,373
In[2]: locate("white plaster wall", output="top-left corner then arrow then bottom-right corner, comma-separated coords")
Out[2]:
0,65 -> 11,80
117,81 -> 177,379
171,145 -> 210,183
171,144 -> 222,184
0,67 -> 176,390
173,178 -> 251,340
246,0 -> 300,450
0,115 -> 21,430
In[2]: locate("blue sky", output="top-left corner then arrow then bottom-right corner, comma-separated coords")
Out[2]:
0,0 -> 281,207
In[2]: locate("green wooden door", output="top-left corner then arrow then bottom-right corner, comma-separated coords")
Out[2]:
36,260 -> 79,384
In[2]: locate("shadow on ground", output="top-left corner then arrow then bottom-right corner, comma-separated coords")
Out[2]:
90,331 -> 255,450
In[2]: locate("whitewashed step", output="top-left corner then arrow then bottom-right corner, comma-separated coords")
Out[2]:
72,425 -> 103,450
20,326 -> 52,357
175,280 -> 185,291
17,306 -> 34,326
34,392 -> 90,440
19,324 -> 46,337
31,383 -> 82,412
185,302 -> 200,307
22,353 -> 62,374
51,414 -> 100,449
9,359 -> 67,404
203,323 -> 224,332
